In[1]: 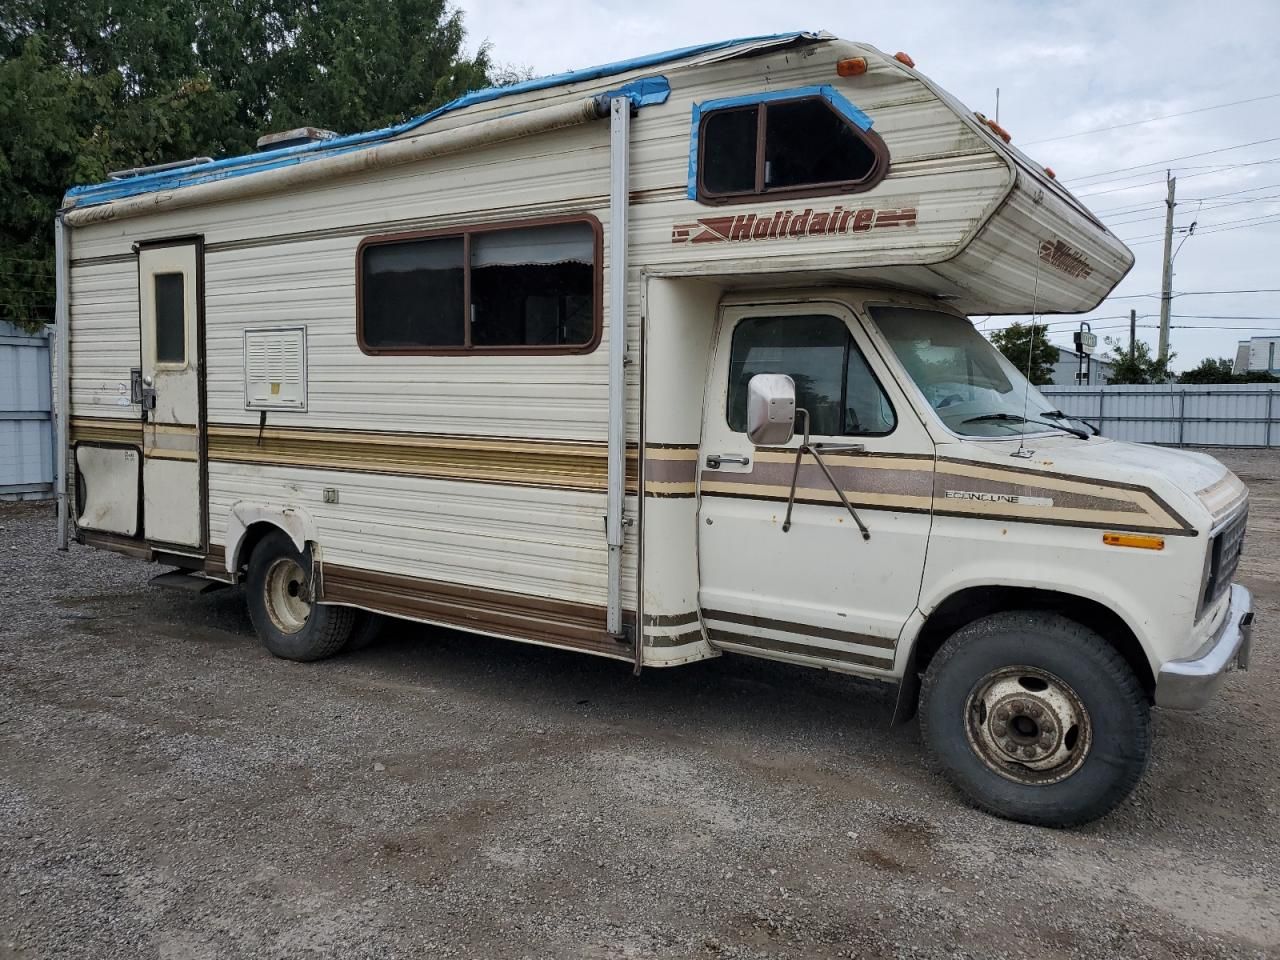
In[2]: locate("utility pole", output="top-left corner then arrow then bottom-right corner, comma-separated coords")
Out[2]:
1129,309 -> 1137,359
1158,170 -> 1176,360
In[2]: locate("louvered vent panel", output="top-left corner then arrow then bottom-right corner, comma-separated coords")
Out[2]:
243,326 -> 307,411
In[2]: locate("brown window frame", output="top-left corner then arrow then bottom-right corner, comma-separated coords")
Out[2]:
356,213 -> 604,356
696,96 -> 890,206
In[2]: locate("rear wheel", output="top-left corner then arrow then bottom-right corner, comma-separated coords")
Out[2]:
246,531 -> 354,661
919,611 -> 1150,827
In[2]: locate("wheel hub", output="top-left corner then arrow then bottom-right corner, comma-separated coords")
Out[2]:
965,666 -> 1092,785
264,557 -> 311,635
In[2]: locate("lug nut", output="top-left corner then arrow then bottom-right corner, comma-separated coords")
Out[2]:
1022,746 -> 1038,759
1028,704 -> 1043,719
996,706 -> 1010,722
993,721 -> 1008,736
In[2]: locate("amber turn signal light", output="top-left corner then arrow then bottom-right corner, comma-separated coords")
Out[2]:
1044,166 -> 1057,180
837,57 -> 868,77
1103,532 -> 1165,551
894,51 -> 915,67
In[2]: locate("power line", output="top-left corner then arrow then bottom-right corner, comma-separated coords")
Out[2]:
1076,158 -> 1280,197
1105,193 -> 1280,228
1120,210 -> 1280,242
1020,91 -> 1280,147
1064,136 -> 1280,184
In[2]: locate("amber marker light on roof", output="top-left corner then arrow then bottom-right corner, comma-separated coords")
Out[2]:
1103,532 -> 1166,551
894,51 -> 915,67
837,57 -> 868,77
1044,167 -> 1057,179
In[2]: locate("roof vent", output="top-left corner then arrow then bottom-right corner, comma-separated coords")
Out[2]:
255,127 -> 340,152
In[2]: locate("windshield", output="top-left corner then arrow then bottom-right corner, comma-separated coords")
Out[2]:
872,305 -> 1067,439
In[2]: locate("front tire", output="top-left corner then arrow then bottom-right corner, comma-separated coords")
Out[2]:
246,531 -> 354,661
919,611 -> 1150,828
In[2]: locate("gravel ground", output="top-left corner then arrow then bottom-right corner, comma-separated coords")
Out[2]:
1,448 -> 1278,960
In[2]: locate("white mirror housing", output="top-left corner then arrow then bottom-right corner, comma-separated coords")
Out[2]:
746,373 -> 796,446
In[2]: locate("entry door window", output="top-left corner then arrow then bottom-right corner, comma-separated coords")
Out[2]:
153,272 -> 186,365
726,314 -> 896,436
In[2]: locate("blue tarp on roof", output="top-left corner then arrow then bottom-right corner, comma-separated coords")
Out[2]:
66,31 -> 817,208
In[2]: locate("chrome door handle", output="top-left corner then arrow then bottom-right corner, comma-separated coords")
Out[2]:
705,453 -> 750,469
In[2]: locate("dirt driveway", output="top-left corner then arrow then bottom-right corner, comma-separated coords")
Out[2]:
1,449 -> 1278,959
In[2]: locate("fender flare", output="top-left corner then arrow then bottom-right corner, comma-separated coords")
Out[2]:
224,502 -> 319,574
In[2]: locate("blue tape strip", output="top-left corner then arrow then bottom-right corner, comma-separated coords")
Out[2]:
685,84 -> 875,200
68,31 -> 812,207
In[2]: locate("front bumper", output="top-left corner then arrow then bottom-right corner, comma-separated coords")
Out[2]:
1155,583 -> 1254,711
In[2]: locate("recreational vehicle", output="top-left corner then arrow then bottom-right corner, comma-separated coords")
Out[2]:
54,32 -> 1253,827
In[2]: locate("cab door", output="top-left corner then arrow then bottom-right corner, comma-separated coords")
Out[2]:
138,241 -> 204,549
696,299 -> 934,674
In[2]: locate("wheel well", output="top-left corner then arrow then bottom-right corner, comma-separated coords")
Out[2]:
234,521 -> 287,575
912,586 -> 1155,699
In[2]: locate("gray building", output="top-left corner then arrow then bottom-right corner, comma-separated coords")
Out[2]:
1232,337 -> 1280,375
1048,346 -> 1114,386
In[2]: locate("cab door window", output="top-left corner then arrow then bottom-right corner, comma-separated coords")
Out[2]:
726,314 -> 896,436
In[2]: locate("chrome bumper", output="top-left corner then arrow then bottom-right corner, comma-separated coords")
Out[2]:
1156,583 -> 1254,711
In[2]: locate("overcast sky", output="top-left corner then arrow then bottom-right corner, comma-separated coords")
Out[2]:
455,0 -> 1280,371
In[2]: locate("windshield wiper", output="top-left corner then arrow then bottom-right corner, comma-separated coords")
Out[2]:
961,412 -> 1089,440
1042,409 -> 1101,436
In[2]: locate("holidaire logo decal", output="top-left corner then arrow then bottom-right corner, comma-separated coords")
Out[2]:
1037,239 -> 1093,280
672,206 -> 917,245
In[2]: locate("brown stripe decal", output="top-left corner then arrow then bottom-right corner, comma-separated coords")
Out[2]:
645,629 -> 705,648
703,608 -> 895,650
642,611 -> 701,628
204,424 -> 638,494
644,444 -> 699,498
321,564 -> 635,661
707,629 -> 894,670
71,417 -> 143,445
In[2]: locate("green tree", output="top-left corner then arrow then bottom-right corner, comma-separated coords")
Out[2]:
0,0 -> 492,331
1179,355 -> 1278,384
989,322 -> 1058,385
1179,357 -> 1236,384
1104,336 -> 1176,384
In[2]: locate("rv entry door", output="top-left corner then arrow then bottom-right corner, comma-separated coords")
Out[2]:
138,241 -> 204,549
696,301 -> 933,674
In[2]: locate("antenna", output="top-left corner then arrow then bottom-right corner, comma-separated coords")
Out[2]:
995,87 -> 1000,125
1014,258 -> 1043,459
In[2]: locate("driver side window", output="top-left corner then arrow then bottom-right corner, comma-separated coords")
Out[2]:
726,314 -> 896,436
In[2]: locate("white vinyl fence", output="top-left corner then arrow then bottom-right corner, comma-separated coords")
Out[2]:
1041,383 -> 1280,448
0,320 -> 54,499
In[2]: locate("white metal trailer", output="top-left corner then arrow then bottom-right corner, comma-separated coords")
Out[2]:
56,32 -> 1253,826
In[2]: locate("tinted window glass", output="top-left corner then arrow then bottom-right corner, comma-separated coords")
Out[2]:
362,237 -> 465,348
727,315 -> 894,436
470,223 -> 594,347
153,272 -> 185,364
765,99 -> 880,189
701,107 -> 758,195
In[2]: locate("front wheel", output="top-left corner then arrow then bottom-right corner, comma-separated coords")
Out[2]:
919,611 -> 1150,827
246,531 -> 355,661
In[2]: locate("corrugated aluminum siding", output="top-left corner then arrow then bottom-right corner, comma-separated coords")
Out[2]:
1041,383 -> 1280,447
0,320 -> 54,499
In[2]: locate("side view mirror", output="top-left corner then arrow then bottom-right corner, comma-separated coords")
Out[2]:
746,373 -> 796,446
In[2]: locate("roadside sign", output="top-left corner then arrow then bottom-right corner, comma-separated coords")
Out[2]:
1075,330 -> 1097,355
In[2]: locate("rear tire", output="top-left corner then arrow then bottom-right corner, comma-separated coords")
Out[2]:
344,611 -> 386,653
919,611 -> 1150,828
246,531 -> 354,662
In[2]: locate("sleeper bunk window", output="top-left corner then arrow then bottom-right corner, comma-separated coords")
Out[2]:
358,217 -> 600,354
696,95 -> 887,204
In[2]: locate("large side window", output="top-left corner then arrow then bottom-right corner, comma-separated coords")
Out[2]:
727,314 -> 895,437
697,94 -> 888,204
358,217 -> 600,354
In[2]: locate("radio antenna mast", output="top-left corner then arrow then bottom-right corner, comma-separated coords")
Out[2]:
1014,259 -> 1043,460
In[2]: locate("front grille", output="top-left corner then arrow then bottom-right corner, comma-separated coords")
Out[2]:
1202,509 -> 1247,612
